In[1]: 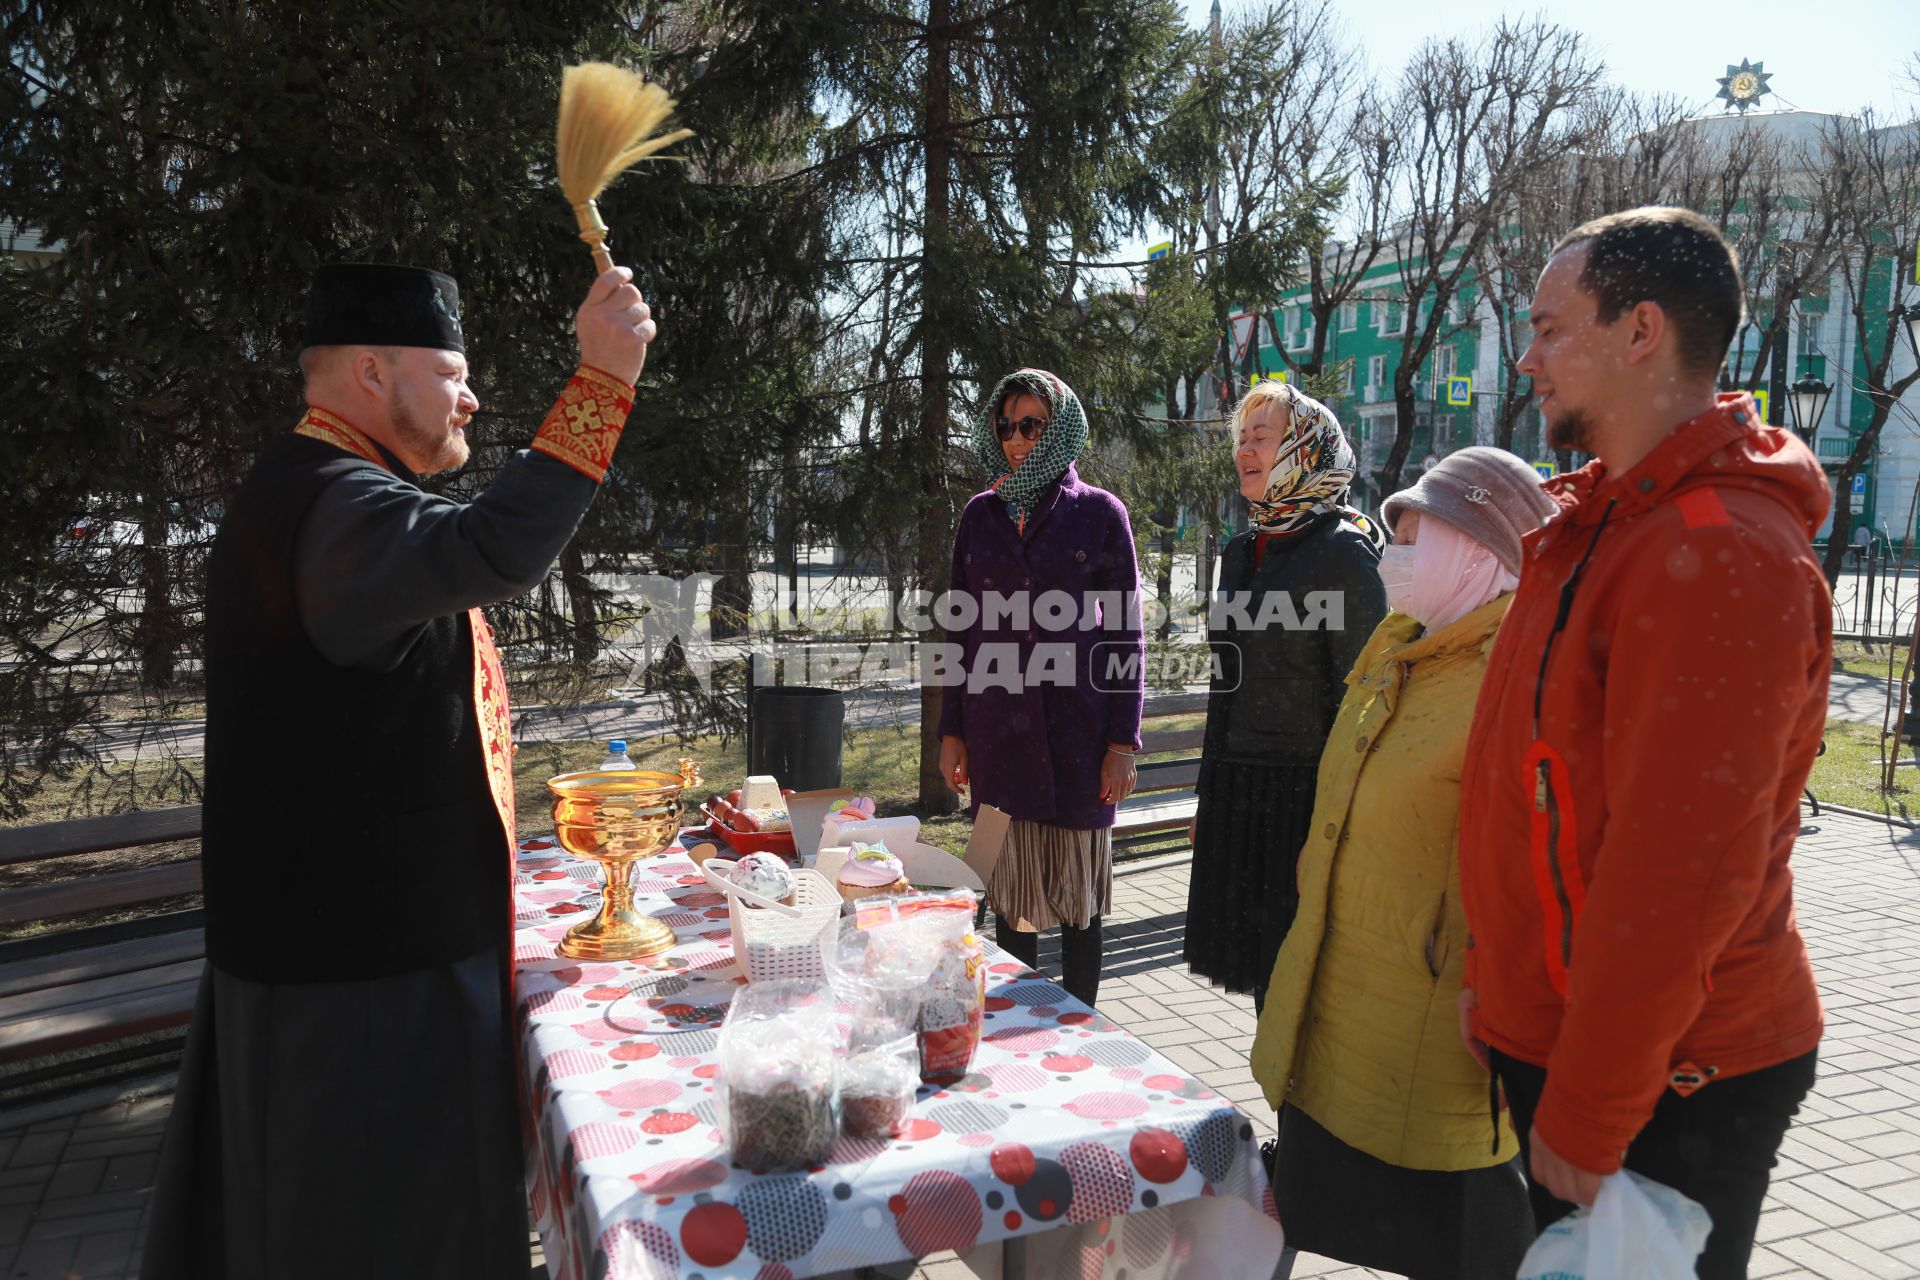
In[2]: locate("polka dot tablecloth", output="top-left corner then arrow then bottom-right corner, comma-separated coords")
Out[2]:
514,837 -> 1284,1280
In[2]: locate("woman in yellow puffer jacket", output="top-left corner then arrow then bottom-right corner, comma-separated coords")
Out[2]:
1250,448 -> 1555,1280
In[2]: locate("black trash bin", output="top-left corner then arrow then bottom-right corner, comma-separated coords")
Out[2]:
749,686 -> 846,792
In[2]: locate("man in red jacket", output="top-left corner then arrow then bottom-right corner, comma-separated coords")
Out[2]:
1457,207 -> 1828,1279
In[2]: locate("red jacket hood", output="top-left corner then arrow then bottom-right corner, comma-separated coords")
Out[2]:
1543,393 -> 1831,537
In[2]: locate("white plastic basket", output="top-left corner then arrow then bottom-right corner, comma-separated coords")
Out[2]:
703,862 -> 842,983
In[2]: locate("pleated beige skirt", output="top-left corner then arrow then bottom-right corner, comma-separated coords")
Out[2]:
988,819 -> 1114,932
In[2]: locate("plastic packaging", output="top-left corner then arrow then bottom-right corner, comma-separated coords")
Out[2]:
729,852 -> 798,906
839,1048 -> 919,1139
716,980 -> 840,1170
1516,1170 -> 1711,1280
824,891 -> 985,1086
597,739 -> 636,771
829,942 -> 921,1139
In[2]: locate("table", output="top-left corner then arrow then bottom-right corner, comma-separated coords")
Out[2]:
513,835 -> 1285,1279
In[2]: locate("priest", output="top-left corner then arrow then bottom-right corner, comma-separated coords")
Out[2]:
142,261 -> 654,1278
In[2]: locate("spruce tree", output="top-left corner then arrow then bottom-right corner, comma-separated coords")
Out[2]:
0,0 -> 842,813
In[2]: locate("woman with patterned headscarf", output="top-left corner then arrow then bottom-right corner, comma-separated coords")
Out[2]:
936,368 -> 1146,1007
1185,380 -> 1388,1013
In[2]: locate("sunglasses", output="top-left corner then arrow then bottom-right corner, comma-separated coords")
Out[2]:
995,414 -> 1048,442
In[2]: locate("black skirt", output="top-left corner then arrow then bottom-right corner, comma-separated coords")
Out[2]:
1273,1105 -> 1535,1280
1182,756 -> 1318,1004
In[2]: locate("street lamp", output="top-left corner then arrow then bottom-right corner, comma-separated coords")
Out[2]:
1786,373 -> 1832,445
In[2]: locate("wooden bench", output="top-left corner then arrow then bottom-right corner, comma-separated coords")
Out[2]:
0,806 -> 204,1099
1113,690 -> 1206,860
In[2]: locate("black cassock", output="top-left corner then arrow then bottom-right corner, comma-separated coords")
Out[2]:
143,948 -> 526,1280
144,415 -> 609,1279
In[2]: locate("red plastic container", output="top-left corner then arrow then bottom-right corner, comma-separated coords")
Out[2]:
697,804 -> 799,858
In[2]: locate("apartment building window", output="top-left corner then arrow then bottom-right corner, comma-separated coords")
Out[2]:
1287,307 -> 1312,351
1367,355 -> 1386,400
1339,300 -> 1358,332
1797,310 -> 1827,377
1364,410 -> 1395,455
1340,360 -> 1355,394
1433,345 -> 1457,395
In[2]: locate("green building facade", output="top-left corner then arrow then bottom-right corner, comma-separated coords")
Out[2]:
1210,112 -> 1913,546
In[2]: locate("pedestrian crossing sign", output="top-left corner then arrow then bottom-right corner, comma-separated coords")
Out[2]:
1251,371 -> 1288,384
1446,376 -> 1473,406
1148,241 -> 1172,262
1532,461 -> 1556,480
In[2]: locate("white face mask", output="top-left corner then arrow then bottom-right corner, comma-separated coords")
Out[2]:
1380,521 -> 1518,629
1377,544 -> 1419,614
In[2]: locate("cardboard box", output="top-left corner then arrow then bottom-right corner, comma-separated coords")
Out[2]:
785,789 -> 923,864
815,839 -> 985,894
783,787 -> 852,861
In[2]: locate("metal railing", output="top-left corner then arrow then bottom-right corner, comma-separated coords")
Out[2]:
1831,546 -> 1916,645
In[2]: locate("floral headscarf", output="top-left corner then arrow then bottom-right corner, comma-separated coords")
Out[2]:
1244,381 -> 1383,547
973,367 -> 1088,531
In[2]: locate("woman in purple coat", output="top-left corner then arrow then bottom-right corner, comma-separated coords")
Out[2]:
937,368 -> 1146,1007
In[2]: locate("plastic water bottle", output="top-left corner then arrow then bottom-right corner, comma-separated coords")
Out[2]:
598,739 -> 637,771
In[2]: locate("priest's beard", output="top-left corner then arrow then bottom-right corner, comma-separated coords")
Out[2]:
392,391 -> 470,476
1545,407 -> 1596,455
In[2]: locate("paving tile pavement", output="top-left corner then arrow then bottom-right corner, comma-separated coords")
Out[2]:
5,808 -> 1920,1279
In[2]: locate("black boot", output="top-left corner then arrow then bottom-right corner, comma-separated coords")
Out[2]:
1060,916 -> 1103,1008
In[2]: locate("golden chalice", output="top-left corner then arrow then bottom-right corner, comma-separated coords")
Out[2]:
547,758 -> 701,962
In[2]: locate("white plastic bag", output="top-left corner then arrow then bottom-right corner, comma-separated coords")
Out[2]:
1517,1170 -> 1712,1280
715,980 -> 840,1170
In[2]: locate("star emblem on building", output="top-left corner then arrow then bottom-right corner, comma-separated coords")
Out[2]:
1716,59 -> 1773,114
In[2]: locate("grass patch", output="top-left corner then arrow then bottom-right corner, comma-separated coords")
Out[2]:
5,754 -> 205,827
1833,639 -> 1918,683
1806,717 -> 1920,820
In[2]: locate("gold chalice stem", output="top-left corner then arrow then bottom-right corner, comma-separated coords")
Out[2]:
601,857 -> 636,928
559,851 -> 675,961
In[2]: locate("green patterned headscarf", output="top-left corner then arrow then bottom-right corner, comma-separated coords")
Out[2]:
974,368 -> 1088,530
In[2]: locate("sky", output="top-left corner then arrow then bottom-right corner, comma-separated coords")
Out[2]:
1184,0 -> 1918,120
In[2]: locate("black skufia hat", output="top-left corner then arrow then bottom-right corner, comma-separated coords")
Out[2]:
303,263 -> 465,352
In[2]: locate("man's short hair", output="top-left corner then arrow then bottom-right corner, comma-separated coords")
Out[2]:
297,344 -> 394,387
297,346 -> 338,386
1552,207 -> 1745,376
